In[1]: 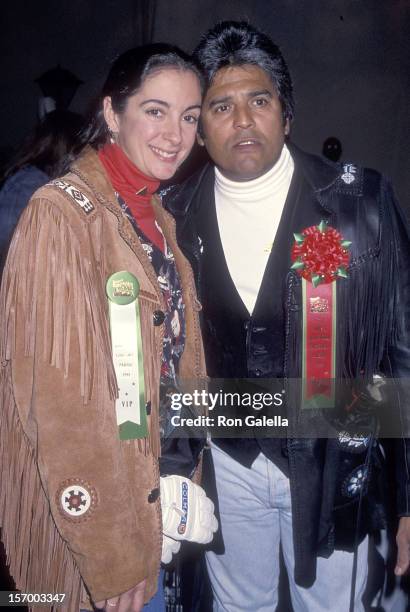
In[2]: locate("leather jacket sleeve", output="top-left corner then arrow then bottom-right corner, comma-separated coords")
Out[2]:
381,179 -> 410,516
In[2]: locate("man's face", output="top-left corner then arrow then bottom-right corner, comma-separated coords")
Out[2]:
199,64 -> 289,182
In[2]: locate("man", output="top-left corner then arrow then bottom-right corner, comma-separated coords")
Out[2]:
164,21 -> 410,611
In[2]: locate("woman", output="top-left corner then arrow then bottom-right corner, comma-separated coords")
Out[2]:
0,110 -> 84,271
0,44 -> 216,612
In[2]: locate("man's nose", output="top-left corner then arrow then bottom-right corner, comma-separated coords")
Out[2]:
233,105 -> 254,129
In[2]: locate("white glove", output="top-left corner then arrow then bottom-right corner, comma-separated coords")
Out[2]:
161,534 -> 181,564
160,475 -> 218,544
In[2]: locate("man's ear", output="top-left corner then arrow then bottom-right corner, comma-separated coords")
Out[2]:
284,118 -> 290,137
197,132 -> 205,147
103,96 -> 120,135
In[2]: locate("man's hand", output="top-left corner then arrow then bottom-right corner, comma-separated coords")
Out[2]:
395,517 -> 410,576
160,475 -> 218,543
94,579 -> 146,612
162,534 -> 181,564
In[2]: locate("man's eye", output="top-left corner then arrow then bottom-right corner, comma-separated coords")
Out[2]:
183,114 -> 199,124
146,108 -> 163,118
253,98 -> 268,107
215,104 -> 230,113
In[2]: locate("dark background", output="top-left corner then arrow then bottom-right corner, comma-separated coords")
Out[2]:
1,0 -> 409,206
1,0 -> 409,603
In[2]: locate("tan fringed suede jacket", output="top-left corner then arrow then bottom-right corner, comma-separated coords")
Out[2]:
0,147 -> 206,611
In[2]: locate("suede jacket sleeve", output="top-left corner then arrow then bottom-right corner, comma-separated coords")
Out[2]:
0,190 -> 161,607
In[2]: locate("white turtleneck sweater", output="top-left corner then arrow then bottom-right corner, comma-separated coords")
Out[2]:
215,144 -> 294,315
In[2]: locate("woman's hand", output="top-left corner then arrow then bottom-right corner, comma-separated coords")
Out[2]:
95,579 -> 147,612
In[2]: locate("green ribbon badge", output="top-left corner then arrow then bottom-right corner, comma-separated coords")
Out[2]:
106,271 -> 148,440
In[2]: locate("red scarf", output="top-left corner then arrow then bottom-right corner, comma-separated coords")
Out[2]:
98,143 -> 164,252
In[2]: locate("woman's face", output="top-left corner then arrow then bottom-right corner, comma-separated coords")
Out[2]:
104,68 -> 202,180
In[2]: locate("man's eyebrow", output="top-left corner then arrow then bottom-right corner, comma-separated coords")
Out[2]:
208,95 -> 232,109
207,89 -> 273,108
248,89 -> 273,98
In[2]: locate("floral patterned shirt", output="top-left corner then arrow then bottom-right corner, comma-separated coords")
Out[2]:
119,196 -> 186,432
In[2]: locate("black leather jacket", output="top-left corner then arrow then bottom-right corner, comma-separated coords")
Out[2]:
163,143 -> 410,587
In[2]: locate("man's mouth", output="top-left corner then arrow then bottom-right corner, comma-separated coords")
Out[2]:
150,145 -> 179,161
233,138 -> 260,148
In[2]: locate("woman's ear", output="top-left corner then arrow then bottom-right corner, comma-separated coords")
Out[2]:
103,96 -> 120,136
197,132 -> 205,147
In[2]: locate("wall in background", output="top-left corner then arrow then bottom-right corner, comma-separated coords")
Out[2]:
1,0 -> 409,204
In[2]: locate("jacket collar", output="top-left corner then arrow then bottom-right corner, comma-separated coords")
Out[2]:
286,141 -> 341,193
70,145 -> 118,203
71,146 -> 178,231
164,162 -> 214,217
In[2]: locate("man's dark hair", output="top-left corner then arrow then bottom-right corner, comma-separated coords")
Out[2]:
193,21 -> 294,122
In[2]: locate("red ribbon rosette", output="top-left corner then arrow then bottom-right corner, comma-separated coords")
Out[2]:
291,220 -> 351,286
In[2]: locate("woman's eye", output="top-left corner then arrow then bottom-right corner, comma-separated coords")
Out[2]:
183,114 -> 199,124
146,108 -> 163,118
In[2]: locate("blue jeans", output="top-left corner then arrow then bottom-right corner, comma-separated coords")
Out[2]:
206,442 -> 368,611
